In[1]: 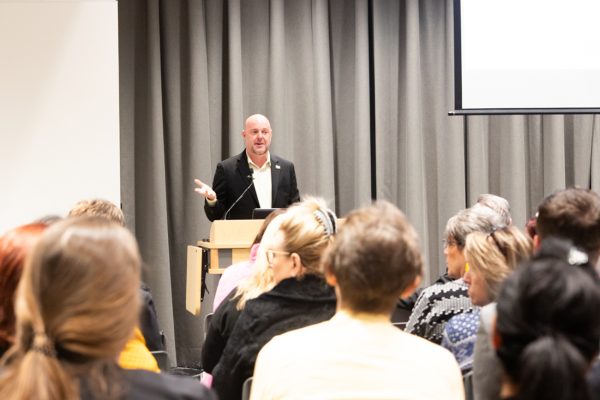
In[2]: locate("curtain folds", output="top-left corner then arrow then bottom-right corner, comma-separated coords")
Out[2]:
119,0 -> 600,364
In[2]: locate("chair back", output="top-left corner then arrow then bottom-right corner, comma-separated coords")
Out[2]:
242,377 -> 253,400
463,370 -> 474,400
204,312 -> 214,340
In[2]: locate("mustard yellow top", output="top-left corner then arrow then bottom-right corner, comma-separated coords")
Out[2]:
118,327 -> 160,373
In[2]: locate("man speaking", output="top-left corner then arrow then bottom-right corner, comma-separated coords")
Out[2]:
195,114 -> 300,221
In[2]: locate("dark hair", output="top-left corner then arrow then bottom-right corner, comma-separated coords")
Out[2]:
495,237 -> 600,400
536,187 -> 600,260
323,201 -> 423,314
0,223 -> 48,354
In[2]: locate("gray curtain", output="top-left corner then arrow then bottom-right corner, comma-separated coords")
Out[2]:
119,0 -> 600,365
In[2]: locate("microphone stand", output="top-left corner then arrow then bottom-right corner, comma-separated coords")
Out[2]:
224,175 -> 254,220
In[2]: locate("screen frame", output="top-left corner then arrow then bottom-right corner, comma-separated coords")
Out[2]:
450,0 -> 600,116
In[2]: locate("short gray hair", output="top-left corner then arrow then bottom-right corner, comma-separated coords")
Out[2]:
445,207 -> 504,249
473,194 -> 512,226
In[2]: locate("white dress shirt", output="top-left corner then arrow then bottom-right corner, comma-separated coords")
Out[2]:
247,152 -> 272,209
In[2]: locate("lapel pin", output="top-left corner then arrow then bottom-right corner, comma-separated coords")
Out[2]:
275,165 -> 281,169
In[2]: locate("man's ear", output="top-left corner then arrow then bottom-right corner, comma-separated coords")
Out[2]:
400,275 -> 421,299
324,267 -> 337,287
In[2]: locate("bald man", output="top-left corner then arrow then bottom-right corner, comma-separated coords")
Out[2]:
195,114 -> 300,221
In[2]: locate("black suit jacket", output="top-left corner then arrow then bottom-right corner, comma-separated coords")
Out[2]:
204,150 -> 300,221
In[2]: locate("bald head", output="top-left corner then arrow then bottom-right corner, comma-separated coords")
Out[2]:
242,114 -> 272,163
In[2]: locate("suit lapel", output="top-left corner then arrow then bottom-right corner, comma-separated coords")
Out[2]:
237,151 -> 260,207
271,155 -> 281,206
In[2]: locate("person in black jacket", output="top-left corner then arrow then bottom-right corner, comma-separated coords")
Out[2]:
194,114 -> 300,221
0,218 -> 215,400
211,198 -> 338,400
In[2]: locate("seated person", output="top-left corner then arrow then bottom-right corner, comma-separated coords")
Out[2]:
0,217 -> 215,399
68,199 -> 163,372
473,187 -> 600,400
494,240 -> 600,400
211,198 -> 338,400
405,206 -> 502,343
251,201 -> 464,399
441,226 -> 532,372
0,222 -> 48,358
397,193 -> 511,313
202,211 -> 286,374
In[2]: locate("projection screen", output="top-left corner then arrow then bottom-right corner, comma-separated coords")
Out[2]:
452,0 -> 600,115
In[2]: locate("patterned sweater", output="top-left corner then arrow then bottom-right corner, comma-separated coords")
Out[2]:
405,278 -> 475,344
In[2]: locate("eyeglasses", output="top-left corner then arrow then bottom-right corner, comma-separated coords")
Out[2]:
266,249 -> 291,265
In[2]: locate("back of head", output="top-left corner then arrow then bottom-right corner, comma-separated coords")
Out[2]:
277,197 -> 337,276
445,206 -> 504,249
0,217 -> 141,399
495,239 -> 600,400
324,201 -> 423,314
68,199 -> 125,226
536,187 -> 600,261
474,193 -> 512,226
464,226 -> 532,301
0,223 -> 48,354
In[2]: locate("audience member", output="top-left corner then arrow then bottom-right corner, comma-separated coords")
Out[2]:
202,211 -> 286,374
0,217 -> 215,399
405,206 -> 502,343
251,201 -> 465,399
473,187 -> 600,400
68,199 -> 163,373
494,239 -> 600,400
473,188 -> 600,400
397,193 -> 511,313
441,226 -> 532,371
212,209 -> 284,311
0,223 -> 48,358
211,198 -> 337,400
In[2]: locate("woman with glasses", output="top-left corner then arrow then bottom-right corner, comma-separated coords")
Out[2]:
211,197 -> 337,400
202,210 -> 285,379
405,206 -> 502,343
441,226 -> 532,372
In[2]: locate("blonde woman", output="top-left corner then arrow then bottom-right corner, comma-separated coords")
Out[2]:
0,217 -> 215,400
441,225 -> 532,371
202,210 -> 286,374
211,197 -> 338,400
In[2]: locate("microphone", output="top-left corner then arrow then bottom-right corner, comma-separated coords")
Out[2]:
224,175 -> 254,220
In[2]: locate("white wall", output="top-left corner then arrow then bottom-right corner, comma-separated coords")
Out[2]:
0,0 -> 120,233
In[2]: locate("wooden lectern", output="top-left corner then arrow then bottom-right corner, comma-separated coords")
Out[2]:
186,219 -> 263,315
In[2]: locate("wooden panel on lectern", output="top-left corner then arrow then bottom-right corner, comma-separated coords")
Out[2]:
186,245 -> 203,315
198,219 -> 264,273
209,219 -> 264,244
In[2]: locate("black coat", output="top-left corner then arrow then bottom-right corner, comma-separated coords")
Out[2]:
79,366 -> 215,400
201,290 -> 241,373
204,150 -> 300,221
211,274 -> 336,400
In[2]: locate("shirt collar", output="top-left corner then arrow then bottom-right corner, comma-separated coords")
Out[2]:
247,151 -> 271,170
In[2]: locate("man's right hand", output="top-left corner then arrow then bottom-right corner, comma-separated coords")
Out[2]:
194,179 -> 217,202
